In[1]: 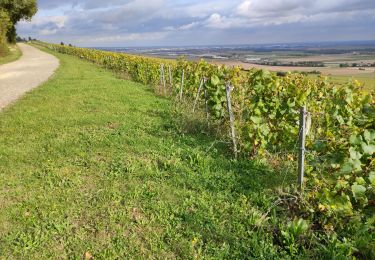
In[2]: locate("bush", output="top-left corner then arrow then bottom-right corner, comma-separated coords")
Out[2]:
0,8 -> 11,56
276,71 -> 287,77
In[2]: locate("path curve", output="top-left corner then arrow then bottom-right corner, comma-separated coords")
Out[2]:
0,43 -> 59,110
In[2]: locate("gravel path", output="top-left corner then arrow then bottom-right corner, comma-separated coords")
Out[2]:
0,43 -> 59,110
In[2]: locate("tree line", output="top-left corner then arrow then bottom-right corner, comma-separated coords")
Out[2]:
0,0 -> 37,56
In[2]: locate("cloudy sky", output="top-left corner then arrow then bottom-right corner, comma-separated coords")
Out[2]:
16,0 -> 375,47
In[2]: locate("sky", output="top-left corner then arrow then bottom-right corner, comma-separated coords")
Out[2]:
16,0 -> 375,47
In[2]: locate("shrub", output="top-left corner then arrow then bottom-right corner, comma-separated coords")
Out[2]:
0,8 -> 11,56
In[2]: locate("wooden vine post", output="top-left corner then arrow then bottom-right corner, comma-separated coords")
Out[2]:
225,83 -> 238,158
193,78 -> 204,112
160,64 -> 166,95
162,64 -> 166,95
298,106 -> 307,191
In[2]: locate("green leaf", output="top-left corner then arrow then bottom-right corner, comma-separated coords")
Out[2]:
211,75 -> 220,86
349,135 -> 362,145
349,147 -> 362,160
341,162 -> 353,173
349,158 -> 362,172
254,108 -> 261,115
351,184 -> 366,199
250,116 -> 262,124
362,94 -> 372,104
361,143 -> 375,155
369,172 -> 375,187
335,179 -> 349,190
363,130 -> 375,143
260,125 -> 270,136
356,177 -> 365,185
363,104 -> 375,117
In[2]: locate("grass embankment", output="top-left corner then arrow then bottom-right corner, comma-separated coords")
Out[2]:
0,49 -> 295,258
0,44 -> 22,65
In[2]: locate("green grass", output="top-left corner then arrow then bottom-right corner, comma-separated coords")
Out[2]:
329,74 -> 375,91
0,48 -> 297,258
308,73 -> 375,91
0,44 -> 22,65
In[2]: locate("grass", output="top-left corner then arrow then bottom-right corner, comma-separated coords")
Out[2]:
0,48 -> 297,258
308,73 -> 375,91
329,73 -> 375,91
0,44 -> 22,65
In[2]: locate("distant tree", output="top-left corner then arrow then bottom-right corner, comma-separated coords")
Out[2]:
276,71 -> 287,77
0,0 -> 38,43
28,36 -> 32,41
61,42 -> 64,46
69,43 -> 72,47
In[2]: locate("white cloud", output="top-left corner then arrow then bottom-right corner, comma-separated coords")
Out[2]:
165,22 -> 201,31
204,13 -> 246,29
237,0 -> 310,16
18,15 -> 67,36
76,32 -> 169,44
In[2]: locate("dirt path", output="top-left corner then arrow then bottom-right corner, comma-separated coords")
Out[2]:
0,43 -> 59,110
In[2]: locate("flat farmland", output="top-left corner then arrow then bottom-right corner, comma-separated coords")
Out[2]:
212,59 -> 375,75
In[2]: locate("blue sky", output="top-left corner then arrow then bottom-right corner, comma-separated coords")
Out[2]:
16,0 -> 375,47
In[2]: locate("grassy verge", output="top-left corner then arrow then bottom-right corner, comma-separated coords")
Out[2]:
0,47 -> 298,258
0,44 -> 22,65
307,73 -> 375,91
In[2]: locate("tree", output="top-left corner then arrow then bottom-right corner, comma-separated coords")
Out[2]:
0,8 -> 11,55
16,36 -> 24,42
0,0 -> 37,43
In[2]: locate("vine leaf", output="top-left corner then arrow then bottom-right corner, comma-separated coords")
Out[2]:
351,184 -> 366,200
361,143 -> 375,155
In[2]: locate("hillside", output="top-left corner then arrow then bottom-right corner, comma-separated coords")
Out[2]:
0,48 -> 293,258
0,44 -> 373,258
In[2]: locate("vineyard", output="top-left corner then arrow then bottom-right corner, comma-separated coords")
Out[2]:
33,41 -> 374,257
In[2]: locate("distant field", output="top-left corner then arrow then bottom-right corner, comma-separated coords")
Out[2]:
321,73 -> 375,91
212,59 -> 375,75
304,73 -> 374,91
